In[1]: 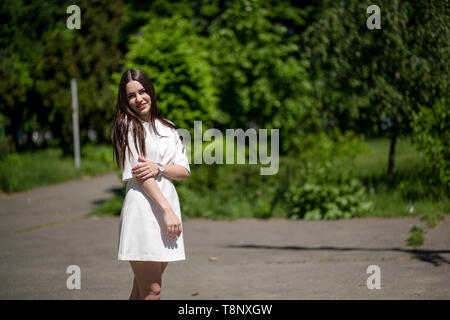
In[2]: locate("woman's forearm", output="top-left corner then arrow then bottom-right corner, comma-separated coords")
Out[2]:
137,177 -> 172,212
162,164 -> 190,181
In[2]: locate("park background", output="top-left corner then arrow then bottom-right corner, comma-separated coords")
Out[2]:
0,0 -> 448,249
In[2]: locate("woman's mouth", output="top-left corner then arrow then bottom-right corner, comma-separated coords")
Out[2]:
138,103 -> 147,109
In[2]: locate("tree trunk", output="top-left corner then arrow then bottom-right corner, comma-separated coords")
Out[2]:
387,127 -> 398,182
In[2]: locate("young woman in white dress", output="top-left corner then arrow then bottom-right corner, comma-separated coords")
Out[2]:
111,69 -> 190,300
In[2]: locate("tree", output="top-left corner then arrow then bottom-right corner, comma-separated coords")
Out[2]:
118,0 -> 317,154
0,0 -> 62,150
118,13 -> 222,131
302,0 -> 449,181
208,0 -> 315,153
412,88 -> 449,187
32,0 -> 124,153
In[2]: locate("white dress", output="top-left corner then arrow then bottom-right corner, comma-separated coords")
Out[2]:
117,118 -> 190,262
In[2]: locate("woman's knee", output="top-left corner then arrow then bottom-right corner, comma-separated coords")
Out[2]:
144,283 -> 161,300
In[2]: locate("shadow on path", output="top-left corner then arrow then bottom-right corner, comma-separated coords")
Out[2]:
90,186 -> 125,217
226,244 -> 450,267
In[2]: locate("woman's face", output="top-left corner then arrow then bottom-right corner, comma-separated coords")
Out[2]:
126,80 -> 151,121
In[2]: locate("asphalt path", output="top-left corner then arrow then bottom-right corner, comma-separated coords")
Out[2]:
0,173 -> 449,299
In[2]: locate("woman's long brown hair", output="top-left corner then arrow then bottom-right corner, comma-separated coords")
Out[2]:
111,69 -> 178,170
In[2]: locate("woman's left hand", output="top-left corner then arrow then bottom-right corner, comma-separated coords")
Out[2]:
132,156 -> 160,181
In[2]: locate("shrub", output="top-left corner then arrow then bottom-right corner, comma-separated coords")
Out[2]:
412,92 -> 449,187
175,163 -> 280,220
0,134 -> 15,159
283,131 -> 373,220
406,225 -> 424,249
283,162 -> 373,220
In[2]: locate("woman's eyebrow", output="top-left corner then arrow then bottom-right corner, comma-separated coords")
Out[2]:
127,89 -> 145,96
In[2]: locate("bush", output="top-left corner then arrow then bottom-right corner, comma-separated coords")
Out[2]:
406,225 -> 425,249
283,130 -> 373,220
284,172 -> 373,220
175,163 -> 280,220
175,129 -> 373,221
412,93 -> 449,187
116,13 -> 221,130
0,134 -> 16,159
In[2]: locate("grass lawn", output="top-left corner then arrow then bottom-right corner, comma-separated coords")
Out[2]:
347,136 -> 449,218
0,144 -> 116,193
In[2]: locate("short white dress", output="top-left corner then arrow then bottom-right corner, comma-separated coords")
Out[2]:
117,118 -> 190,262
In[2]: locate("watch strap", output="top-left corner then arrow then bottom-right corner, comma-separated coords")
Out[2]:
156,163 -> 164,177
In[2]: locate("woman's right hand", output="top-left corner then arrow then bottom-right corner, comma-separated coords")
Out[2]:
162,208 -> 182,239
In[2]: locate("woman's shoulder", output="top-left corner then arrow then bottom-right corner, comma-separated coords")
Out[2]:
157,118 -> 176,127
156,118 -> 178,135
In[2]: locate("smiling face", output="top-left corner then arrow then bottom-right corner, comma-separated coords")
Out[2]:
126,80 -> 151,121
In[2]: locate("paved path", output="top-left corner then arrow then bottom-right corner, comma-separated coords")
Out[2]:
0,173 -> 449,299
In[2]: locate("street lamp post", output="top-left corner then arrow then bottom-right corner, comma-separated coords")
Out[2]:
71,78 -> 81,169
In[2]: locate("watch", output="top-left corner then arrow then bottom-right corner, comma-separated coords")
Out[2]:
156,163 -> 165,177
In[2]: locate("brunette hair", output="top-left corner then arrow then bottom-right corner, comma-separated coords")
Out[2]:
111,69 -> 178,169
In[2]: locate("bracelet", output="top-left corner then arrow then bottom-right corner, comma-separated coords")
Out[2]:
156,163 -> 165,177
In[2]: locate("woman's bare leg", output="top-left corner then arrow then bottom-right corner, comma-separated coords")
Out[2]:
130,261 -> 166,300
161,262 -> 168,275
129,276 -> 140,300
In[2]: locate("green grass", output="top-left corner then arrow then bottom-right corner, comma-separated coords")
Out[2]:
0,144 -> 116,193
88,182 -> 125,217
344,136 -> 449,218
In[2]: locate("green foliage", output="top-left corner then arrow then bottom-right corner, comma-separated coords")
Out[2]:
87,181 -> 125,217
0,144 -> 115,192
119,0 -> 316,153
117,13 -> 221,130
1,0 -> 447,237
0,135 -> 15,159
420,211 -> 445,229
0,113 -> 15,158
0,0 -> 63,149
284,177 -> 373,220
406,225 -> 424,249
412,93 -> 449,187
302,0 -> 373,133
302,0 -> 449,183
175,162 -> 280,220
342,137 -> 449,218
32,0 -> 124,152
82,144 -> 114,166
303,0 -> 449,135
283,131 -> 373,220
88,136 -> 448,223
178,129 -> 373,220
208,0 -> 315,153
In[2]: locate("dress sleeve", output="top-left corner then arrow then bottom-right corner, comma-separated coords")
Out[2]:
173,130 -> 191,175
121,129 -> 140,182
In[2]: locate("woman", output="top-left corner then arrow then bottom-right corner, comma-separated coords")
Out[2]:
111,69 -> 190,300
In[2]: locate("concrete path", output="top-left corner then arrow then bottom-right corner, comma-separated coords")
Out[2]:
0,173 -> 449,299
